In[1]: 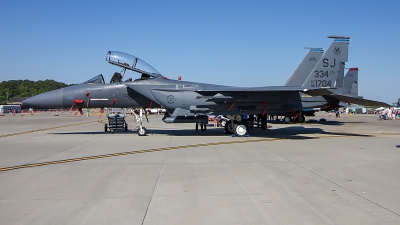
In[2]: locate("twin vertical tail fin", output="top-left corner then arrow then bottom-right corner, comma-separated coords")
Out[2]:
343,68 -> 358,96
302,36 -> 350,88
285,48 -> 324,86
330,67 -> 359,96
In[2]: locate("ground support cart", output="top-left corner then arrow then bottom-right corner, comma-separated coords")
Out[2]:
104,112 -> 128,132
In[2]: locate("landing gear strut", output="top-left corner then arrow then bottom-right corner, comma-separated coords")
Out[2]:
137,108 -> 147,136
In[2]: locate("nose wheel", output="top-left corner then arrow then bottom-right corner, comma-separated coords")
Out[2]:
138,127 -> 147,136
136,108 -> 148,136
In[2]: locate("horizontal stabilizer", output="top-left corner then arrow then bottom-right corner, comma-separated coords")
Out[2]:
329,94 -> 390,107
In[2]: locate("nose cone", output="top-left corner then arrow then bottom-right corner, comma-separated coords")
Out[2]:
23,88 -> 64,108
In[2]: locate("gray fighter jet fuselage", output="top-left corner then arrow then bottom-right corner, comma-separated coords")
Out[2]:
23,77 -> 161,110
23,36 -> 390,136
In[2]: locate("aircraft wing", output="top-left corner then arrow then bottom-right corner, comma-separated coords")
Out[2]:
195,86 -> 333,96
195,86 -> 388,107
190,86 -> 335,104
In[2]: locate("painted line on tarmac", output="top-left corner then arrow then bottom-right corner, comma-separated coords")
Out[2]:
0,121 -> 96,139
0,138 -> 280,172
0,133 -> 377,172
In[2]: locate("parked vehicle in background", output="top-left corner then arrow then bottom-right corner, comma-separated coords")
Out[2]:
0,105 -> 21,113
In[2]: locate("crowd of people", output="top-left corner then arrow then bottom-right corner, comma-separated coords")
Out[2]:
330,107 -> 356,118
377,107 -> 399,120
328,106 -> 400,121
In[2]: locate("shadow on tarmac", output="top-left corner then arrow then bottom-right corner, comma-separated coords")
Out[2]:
49,123 -> 372,140
269,119 -> 366,126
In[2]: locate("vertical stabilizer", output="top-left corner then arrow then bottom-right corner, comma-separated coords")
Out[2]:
302,36 -> 350,88
285,48 -> 324,86
343,68 -> 358,95
335,62 -> 345,89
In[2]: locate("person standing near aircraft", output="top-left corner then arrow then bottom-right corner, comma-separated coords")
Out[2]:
213,116 -> 219,127
389,107 -> 395,120
249,114 -> 255,129
86,108 -> 90,117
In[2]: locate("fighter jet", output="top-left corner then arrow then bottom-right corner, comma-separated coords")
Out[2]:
23,36 -> 389,137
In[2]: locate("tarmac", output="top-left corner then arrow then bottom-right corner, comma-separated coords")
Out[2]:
0,110 -> 399,224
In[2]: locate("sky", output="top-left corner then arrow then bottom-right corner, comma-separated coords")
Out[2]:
1,0 -> 399,105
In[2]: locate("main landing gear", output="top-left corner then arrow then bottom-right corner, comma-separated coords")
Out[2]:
223,115 -> 254,137
282,115 -> 305,123
224,120 -> 251,137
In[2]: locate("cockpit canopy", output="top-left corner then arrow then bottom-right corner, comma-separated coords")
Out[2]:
106,51 -> 162,78
82,74 -> 105,84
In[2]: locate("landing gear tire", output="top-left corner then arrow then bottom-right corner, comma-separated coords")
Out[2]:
104,124 -> 108,132
138,127 -> 147,136
233,123 -> 248,137
224,121 -> 234,134
283,116 -> 291,123
297,115 -> 305,123
219,119 -> 227,127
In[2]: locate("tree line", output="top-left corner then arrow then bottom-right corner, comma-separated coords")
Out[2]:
0,79 -> 69,103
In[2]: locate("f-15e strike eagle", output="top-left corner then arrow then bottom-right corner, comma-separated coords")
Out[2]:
23,36 -> 389,136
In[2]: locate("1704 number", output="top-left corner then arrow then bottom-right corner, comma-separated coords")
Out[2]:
311,80 -> 332,87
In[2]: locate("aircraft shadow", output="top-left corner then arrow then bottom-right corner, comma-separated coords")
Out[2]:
50,130 -> 138,135
49,124 -> 371,139
144,126 -> 372,139
268,119 -> 366,126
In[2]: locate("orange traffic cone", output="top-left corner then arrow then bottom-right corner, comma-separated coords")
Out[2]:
54,110 -> 59,116
99,108 -> 104,118
20,110 -> 24,116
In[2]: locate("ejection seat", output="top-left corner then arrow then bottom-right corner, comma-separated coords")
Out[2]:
110,72 -> 122,83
